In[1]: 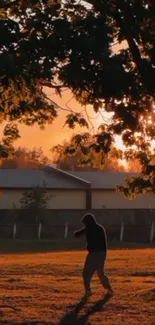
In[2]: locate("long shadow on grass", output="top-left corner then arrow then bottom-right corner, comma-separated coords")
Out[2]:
57,298 -> 87,325
58,296 -> 108,325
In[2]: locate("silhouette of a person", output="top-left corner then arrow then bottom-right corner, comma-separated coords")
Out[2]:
74,213 -> 114,300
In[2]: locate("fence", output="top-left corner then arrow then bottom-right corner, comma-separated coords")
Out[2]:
0,208 -> 155,244
0,221 -> 154,243
1,208 -> 155,226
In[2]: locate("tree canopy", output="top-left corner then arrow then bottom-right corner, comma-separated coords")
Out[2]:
20,184 -> 49,213
0,146 -> 50,169
1,0 -> 155,195
52,136 -> 125,171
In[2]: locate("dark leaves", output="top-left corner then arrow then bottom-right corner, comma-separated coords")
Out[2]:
1,0 -> 155,197
65,113 -> 89,129
20,184 -> 50,211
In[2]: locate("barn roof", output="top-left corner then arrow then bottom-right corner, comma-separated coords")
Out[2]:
0,167 -> 90,189
0,166 -> 139,190
70,171 -> 139,189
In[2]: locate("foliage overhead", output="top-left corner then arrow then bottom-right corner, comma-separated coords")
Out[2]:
1,0 -> 155,195
52,135 -> 125,171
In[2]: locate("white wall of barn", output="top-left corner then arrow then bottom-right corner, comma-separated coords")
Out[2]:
48,190 -> 86,209
0,189 -> 86,209
0,188 -> 154,210
92,190 -> 155,209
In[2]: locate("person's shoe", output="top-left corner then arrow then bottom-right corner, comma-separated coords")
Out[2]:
82,290 -> 92,300
105,289 -> 114,298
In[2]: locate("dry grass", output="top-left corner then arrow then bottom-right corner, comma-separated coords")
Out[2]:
0,249 -> 154,324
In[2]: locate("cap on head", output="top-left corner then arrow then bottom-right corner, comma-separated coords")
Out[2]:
81,213 -> 96,226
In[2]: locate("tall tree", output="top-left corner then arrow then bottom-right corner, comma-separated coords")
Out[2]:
1,1 -> 155,195
52,136 -> 125,171
0,146 -> 50,169
20,184 -> 50,222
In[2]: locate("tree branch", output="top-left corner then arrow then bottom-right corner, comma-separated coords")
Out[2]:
45,94 -> 74,113
114,2 -> 148,90
42,81 -> 65,89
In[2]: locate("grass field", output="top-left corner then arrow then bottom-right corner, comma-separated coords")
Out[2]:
0,249 -> 154,325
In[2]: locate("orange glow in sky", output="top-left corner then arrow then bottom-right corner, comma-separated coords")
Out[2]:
0,88 -> 125,159
0,43 -> 127,158
7,87 -> 124,158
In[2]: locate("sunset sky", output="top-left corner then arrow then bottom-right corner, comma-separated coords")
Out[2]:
0,43 -> 126,159
1,89 -> 83,158
3,87 -> 124,159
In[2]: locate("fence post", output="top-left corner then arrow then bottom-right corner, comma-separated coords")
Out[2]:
150,221 -> 154,243
13,223 -> 16,239
64,223 -> 68,239
120,221 -> 124,242
38,222 -> 42,239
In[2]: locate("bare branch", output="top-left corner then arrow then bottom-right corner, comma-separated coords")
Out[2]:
84,106 -> 95,134
66,95 -> 75,110
42,81 -> 65,89
98,109 -> 113,124
45,94 -> 74,113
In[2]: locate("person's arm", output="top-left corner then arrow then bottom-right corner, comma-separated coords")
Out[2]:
74,227 -> 86,238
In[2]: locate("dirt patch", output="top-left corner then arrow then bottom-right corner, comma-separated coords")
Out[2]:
130,271 -> 155,277
6,278 -> 22,283
136,288 -> 155,302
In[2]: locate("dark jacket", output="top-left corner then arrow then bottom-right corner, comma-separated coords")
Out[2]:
75,222 -> 107,253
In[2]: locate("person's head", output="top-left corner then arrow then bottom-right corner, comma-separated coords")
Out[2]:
81,213 -> 96,227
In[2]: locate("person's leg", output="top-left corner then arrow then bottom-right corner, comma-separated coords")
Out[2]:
82,252 -> 96,297
97,269 -> 113,294
96,252 -> 114,296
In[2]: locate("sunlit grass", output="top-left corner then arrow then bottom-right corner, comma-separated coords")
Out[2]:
0,249 -> 154,324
